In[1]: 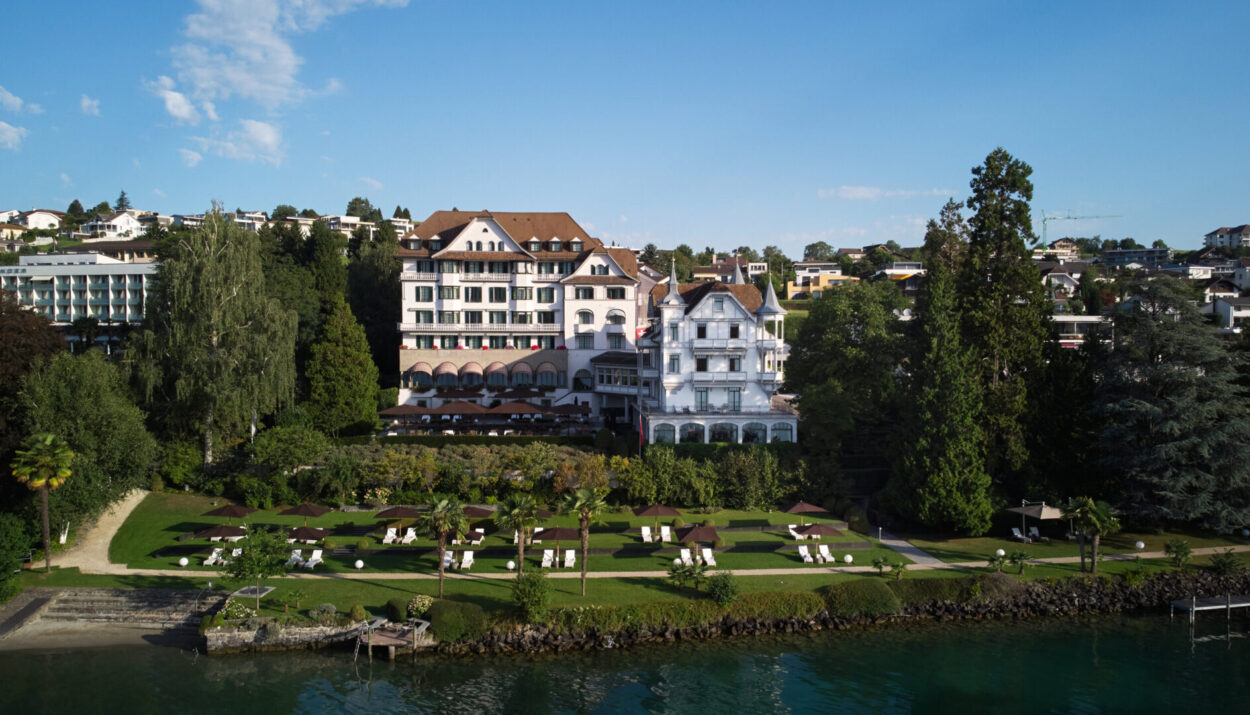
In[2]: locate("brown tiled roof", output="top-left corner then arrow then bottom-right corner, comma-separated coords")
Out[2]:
427,251 -> 522,261
559,275 -> 635,285
604,247 -> 639,277
0,223 -> 24,230
649,281 -> 763,314
402,210 -> 601,249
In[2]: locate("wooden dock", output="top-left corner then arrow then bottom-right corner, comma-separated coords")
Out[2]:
1169,594 -> 1250,624
356,620 -> 432,661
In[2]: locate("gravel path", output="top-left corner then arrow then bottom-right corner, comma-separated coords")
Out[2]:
55,489 -> 148,574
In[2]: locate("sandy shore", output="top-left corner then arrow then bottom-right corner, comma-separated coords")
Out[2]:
0,620 -> 198,652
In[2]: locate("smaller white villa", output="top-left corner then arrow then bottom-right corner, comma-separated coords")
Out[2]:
637,263 -> 797,444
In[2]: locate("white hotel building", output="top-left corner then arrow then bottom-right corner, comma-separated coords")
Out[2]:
0,252 -> 157,325
393,210 -> 798,442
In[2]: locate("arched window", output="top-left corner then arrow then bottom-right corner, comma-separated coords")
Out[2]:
577,310 -> 594,324
572,369 -> 594,391
436,372 -> 458,388
709,423 -> 738,443
680,423 -> 705,444
513,371 -> 533,387
537,371 -> 557,387
606,309 -> 626,325
770,423 -> 794,443
653,424 -> 676,444
485,362 -> 507,389
475,241 -> 482,251
742,423 -> 767,444
461,371 -> 483,389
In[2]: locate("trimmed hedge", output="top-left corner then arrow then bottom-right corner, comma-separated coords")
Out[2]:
886,577 -> 976,606
819,579 -> 902,617
428,599 -> 487,643
724,591 -> 824,620
337,435 -> 595,447
549,600 -> 722,633
387,597 -> 407,622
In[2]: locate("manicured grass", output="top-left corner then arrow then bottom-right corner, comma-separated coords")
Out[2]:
896,528 -> 1249,564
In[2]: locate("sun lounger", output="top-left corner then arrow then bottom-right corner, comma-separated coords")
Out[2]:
204,547 -> 224,566
458,551 -> 475,570
230,548 -> 243,559
660,526 -> 672,543
302,549 -> 323,569
532,527 -> 544,544
401,527 -> 417,544
468,529 -> 485,546
701,548 -> 717,567
541,549 -> 555,568
818,544 -> 834,563
225,535 -> 245,542
798,545 -> 814,564
285,549 -> 304,568
382,528 -> 398,545
563,549 -> 575,568
679,548 -> 694,567
287,538 -> 297,544
640,526 -> 653,543
209,535 -> 223,542
788,525 -> 806,540
1028,526 -> 1049,543
1011,527 -> 1030,542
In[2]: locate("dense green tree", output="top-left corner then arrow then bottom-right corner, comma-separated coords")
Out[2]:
803,241 -> 836,262
303,221 -> 348,308
250,425 -> 331,477
225,528 -> 289,609
561,487 -> 607,596
1097,278 -> 1250,530
0,289 -> 63,470
298,208 -> 319,219
306,301 -> 379,435
734,246 -> 761,262
638,243 -> 660,270
496,493 -> 541,576
957,148 -> 1050,479
20,351 -> 157,529
886,203 -> 992,534
89,201 -> 111,216
114,190 -> 131,211
345,196 -> 383,222
1077,265 -> 1102,315
348,230 -> 402,381
761,245 -> 791,278
0,513 -> 29,597
422,499 -> 468,597
10,433 -> 73,572
129,208 -> 298,465
271,204 -> 298,222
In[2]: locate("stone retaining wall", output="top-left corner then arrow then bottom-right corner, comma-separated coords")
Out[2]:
206,622 -> 364,654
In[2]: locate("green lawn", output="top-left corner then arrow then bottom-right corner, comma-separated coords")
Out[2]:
109,492 -> 897,575
896,528 -> 1249,564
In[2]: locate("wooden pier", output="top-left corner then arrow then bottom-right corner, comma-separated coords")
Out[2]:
357,620 -> 431,661
1169,594 -> 1250,625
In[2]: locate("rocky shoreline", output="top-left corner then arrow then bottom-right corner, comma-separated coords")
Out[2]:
431,570 -> 1250,657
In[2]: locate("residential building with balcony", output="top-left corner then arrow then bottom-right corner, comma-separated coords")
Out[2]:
692,257 -> 767,283
80,211 -> 144,240
322,214 -> 376,238
636,267 -> 797,444
1204,225 -> 1250,249
787,261 -> 859,298
1,252 -> 157,326
395,210 -> 651,419
14,209 -> 64,231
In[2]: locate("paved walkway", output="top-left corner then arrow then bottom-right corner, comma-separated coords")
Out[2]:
56,489 -> 148,573
877,530 -> 944,565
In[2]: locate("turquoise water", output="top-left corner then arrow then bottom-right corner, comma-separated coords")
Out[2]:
2,615 -> 1248,713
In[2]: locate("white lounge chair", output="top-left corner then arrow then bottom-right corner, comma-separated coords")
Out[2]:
818,544 -> 834,563
458,551 -> 475,570
208,535 -> 223,542
788,525 -> 806,540
204,547 -> 224,566
382,528 -> 398,545
286,538 -> 297,544
679,548 -> 694,567
284,549 -> 304,568
302,549 -> 323,569
225,535 -> 245,543
701,548 -> 717,567
563,549 -> 575,568
401,527 -> 417,545
660,526 -> 672,543
798,545 -> 814,564
442,551 -> 457,569
1011,527 -> 1030,542
468,529 -> 485,546
541,549 -> 555,568
532,527 -> 544,544
229,548 -> 243,560
640,526 -> 653,543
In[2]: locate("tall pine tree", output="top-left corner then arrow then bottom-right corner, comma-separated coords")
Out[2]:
306,300 -> 379,435
129,207 -> 297,465
886,201 -> 993,534
957,148 -> 1050,481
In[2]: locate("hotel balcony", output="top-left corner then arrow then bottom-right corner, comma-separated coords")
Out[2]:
462,272 -> 512,282
399,271 -> 437,281
692,371 -> 747,384
397,322 -> 561,333
691,338 -> 748,351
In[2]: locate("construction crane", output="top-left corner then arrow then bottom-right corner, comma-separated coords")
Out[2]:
1040,212 -> 1122,244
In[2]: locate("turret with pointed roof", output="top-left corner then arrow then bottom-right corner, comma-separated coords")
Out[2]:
659,259 -> 685,306
729,260 -> 746,285
754,275 -> 786,316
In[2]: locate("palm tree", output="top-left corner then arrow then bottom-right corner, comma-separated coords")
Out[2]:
496,493 -> 540,576
562,487 -> 607,596
11,433 -> 74,572
1064,497 -> 1121,574
421,499 -> 468,597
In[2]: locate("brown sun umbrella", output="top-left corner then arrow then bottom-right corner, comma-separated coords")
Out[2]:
797,523 -> 843,538
784,500 -> 828,526
288,526 -> 331,543
633,504 -> 680,532
678,525 -> 720,544
536,507 -> 555,519
463,505 -> 494,519
535,527 -> 581,560
197,525 -> 247,540
203,504 -> 257,525
280,503 -> 331,525
374,506 -> 423,520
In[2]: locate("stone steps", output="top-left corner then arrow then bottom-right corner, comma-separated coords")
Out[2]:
39,589 -> 228,628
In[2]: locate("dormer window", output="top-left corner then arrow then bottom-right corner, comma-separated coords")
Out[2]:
430,240 -> 441,251
569,239 -> 583,252
592,265 -> 609,276
550,239 -> 561,252
528,239 -> 540,251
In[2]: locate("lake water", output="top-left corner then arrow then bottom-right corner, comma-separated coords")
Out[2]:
2,615 -> 1247,713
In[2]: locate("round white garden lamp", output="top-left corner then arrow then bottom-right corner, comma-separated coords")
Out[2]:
843,554 -> 853,565
995,548 -> 1006,558
673,558 -> 682,567
354,560 -> 364,570
507,560 -> 516,571
1135,541 -> 1145,551
178,557 -> 189,567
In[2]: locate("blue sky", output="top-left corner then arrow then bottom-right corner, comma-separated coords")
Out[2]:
1,1 -> 1247,253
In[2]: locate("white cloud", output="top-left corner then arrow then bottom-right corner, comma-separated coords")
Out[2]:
80,94 -> 101,116
147,76 -> 201,124
201,101 -> 218,121
171,0 -> 407,111
0,86 -> 40,114
359,176 -> 383,190
0,121 -> 28,150
59,173 -> 72,186
191,119 -> 283,165
818,185 -> 953,201
153,188 -> 167,197
179,148 -> 203,167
